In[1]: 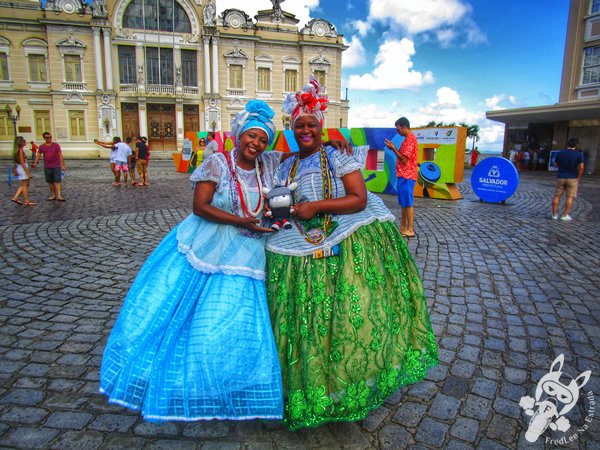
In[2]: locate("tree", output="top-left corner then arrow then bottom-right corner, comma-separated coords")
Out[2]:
460,122 -> 480,151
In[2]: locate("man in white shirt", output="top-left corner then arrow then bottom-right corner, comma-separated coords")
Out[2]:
94,136 -> 132,187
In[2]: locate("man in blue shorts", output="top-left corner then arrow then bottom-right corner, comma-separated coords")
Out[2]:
384,117 -> 418,237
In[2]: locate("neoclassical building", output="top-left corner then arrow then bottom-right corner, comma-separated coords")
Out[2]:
0,0 -> 349,156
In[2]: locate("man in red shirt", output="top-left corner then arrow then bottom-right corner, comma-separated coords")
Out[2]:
33,132 -> 66,201
384,117 -> 418,237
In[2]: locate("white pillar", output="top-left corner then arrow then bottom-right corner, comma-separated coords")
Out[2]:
203,36 -> 211,94
103,28 -> 114,91
93,27 -> 104,91
139,103 -> 148,138
211,37 -> 219,94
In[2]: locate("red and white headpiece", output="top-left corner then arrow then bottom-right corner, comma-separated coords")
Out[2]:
282,75 -> 328,127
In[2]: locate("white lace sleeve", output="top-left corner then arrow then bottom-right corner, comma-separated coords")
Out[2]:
189,153 -> 226,189
328,145 -> 369,178
350,145 -> 369,169
259,151 -> 284,188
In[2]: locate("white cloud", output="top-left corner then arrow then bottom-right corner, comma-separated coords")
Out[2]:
347,38 -> 434,90
348,103 -> 398,128
485,94 -> 506,110
477,122 -> 506,150
343,36 -> 366,68
352,19 -> 370,38
216,0 -> 318,28
433,87 -> 461,107
369,0 -> 470,35
368,0 -> 486,46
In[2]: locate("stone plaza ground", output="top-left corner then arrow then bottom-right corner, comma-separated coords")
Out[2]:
0,158 -> 599,449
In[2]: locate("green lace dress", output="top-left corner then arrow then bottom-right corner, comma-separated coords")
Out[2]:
265,146 -> 438,430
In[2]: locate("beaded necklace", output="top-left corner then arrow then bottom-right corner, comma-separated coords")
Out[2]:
287,146 -> 332,245
224,149 -> 264,239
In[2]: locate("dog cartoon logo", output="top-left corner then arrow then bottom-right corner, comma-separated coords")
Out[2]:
520,354 -> 591,443
488,165 -> 500,178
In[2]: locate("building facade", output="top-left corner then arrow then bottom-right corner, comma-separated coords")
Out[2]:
486,0 -> 600,174
0,0 -> 349,157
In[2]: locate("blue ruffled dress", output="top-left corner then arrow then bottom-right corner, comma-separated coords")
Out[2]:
99,151 -> 284,421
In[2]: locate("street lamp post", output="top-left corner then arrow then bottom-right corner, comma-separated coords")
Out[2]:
4,104 -> 21,137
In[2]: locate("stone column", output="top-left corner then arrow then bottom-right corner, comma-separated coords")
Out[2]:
136,43 -> 145,92
138,100 -> 148,138
203,36 -> 211,94
102,28 -> 114,91
92,27 -> 104,91
211,37 -> 219,94
174,45 -> 182,95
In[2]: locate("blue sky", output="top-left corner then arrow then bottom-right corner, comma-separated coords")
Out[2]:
217,0 -> 570,151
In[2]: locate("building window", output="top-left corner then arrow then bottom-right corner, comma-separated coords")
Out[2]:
0,110 -> 13,139
123,0 -> 191,33
582,46 -> 600,85
34,111 -> 51,140
28,54 -> 47,82
64,55 -> 82,82
285,69 -> 297,92
181,49 -> 197,86
69,110 -> 86,139
146,47 -> 173,85
0,53 -> 8,80
313,70 -> 326,88
118,46 -> 136,84
257,67 -> 270,91
229,64 -> 243,89
593,0 -> 600,14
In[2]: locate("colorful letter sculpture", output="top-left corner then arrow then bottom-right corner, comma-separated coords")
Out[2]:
177,126 -> 466,200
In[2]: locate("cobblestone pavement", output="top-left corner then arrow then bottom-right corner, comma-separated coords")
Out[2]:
0,159 -> 599,449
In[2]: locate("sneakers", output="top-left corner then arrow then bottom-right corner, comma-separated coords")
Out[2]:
560,215 -> 573,221
551,213 -> 558,220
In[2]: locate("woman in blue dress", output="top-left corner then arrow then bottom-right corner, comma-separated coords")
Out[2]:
99,100 -> 285,421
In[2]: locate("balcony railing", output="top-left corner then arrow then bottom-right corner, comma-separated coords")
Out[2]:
62,81 -> 87,90
183,86 -> 198,95
146,84 -> 175,95
226,88 -> 246,97
119,83 -> 138,93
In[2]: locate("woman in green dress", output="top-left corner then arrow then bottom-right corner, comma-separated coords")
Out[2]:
266,77 -> 438,430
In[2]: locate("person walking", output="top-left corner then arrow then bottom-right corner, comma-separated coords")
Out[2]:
11,136 -> 36,206
203,132 -> 218,160
384,117 -> 418,237
135,136 -> 150,186
266,77 -> 437,430
32,132 -> 66,201
551,138 -> 584,221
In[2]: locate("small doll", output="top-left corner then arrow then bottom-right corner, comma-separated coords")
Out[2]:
262,183 -> 298,231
